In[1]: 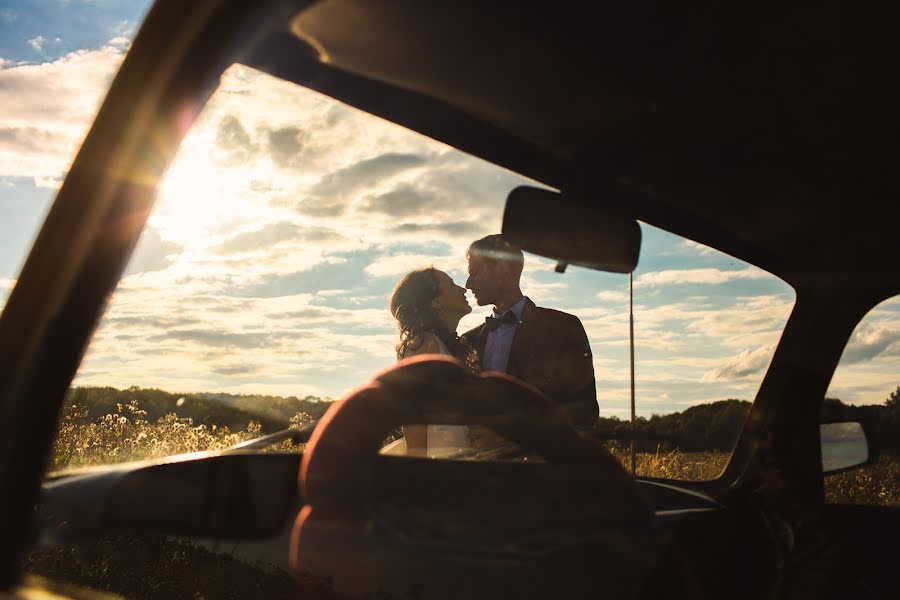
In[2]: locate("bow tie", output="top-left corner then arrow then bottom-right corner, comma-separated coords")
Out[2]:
485,311 -> 520,332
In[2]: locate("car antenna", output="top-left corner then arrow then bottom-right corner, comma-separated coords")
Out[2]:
630,271 -> 636,476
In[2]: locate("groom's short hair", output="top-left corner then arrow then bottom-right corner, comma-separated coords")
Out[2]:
467,234 -> 524,279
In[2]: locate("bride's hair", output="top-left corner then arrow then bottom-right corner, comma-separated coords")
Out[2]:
390,267 -> 468,361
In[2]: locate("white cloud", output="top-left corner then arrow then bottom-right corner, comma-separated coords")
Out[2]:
635,267 -> 770,287
107,37 -> 130,49
28,36 -> 46,52
363,254 -> 457,278
702,346 -> 774,381
0,43 -> 125,184
596,289 -> 629,303
675,239 -> 718,257
839,320 -> 900,365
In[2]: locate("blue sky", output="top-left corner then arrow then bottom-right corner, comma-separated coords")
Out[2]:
1,1 -> 898,417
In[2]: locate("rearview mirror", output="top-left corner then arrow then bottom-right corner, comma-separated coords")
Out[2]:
502,186 -> 641,273
821,422 -> 873,474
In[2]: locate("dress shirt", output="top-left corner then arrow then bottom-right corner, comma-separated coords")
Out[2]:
482,296 -> 528,372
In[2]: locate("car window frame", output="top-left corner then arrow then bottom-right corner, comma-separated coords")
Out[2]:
0,1 -> 280,583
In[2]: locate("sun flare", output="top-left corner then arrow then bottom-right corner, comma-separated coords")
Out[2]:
151,132 -> 266,250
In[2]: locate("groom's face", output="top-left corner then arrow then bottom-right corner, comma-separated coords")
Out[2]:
466,255 -> 504,306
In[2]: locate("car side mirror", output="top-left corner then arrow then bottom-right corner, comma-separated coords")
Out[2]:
821,421 -> 876,475
502,186 -> 641,273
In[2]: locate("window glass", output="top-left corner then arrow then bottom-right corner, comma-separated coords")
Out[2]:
40,64 -> 795,483
26,61 -> 800,597
824,295 -> 900,505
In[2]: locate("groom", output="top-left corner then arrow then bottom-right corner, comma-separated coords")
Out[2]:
462,234 -> 598,427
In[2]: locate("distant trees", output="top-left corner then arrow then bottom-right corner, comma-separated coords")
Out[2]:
595,385 -> 900,454
886,386 -> 900,409
60,384 -> 900,454
63,386 -> 333,434
595,399 -> 751,453
818,387 -> 900,455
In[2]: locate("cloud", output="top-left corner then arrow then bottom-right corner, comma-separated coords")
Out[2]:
676,239 -> 718,257
215,222 -> 300,254
106,315 -> 200,329
0,44 -> 125,184
125,228 -> 183,275
358,184 -> 435,216
293,197 -> 347,218
310,153 -> 426,196
0,125 -> 61,155
520,275 -> 569,303
147,328 -> 275,350
267,126 -> 314,169
212,363 -> 260,376
390,221 -> 484,238
107,37 -> 130,49
635,267 -> 770,287
703,346 -> 773,381
839,321 -> 900,365
28,36 -> 46,52
596,290 -> 630,303
363,254 -> 457,278
676,294 -> 793,347
214,115 -> 258,165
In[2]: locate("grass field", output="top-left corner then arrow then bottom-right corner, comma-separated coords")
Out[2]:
25,410 -> 900,598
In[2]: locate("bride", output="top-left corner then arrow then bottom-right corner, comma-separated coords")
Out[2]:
383,267 -> 475,457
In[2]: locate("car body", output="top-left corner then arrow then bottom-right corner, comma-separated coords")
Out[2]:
1,1 -> 898,598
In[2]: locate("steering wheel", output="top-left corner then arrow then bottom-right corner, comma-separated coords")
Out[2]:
290,356 -> 654,599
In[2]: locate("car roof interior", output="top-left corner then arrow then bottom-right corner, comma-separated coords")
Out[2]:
243,0 -> 899,300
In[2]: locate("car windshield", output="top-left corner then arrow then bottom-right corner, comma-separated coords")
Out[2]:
24,63 -> 796,481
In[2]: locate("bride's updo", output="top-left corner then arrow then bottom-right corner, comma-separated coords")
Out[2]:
390,267 -> 471,362
389,268 -> 446,359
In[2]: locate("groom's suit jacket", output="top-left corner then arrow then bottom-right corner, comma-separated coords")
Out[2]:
463,299 -> 598,427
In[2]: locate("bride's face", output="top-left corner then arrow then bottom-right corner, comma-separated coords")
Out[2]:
431,270 -> 472,319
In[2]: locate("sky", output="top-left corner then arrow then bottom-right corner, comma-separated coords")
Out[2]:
1,1 -> 898,418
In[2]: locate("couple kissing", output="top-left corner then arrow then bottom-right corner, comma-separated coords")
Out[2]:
387,234 -> 597,456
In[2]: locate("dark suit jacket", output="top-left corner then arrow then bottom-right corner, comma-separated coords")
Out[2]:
463,299 -> 598,427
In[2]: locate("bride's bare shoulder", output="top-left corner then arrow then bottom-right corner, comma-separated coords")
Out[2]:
403,332 -> 442,357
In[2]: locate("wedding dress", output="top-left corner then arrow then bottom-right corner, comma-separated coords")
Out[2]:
380,332 -> 470,458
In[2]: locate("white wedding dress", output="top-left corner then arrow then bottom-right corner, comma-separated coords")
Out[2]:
380,332 -> 471,458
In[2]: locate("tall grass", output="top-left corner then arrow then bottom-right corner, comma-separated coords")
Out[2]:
49,400 -> 311,472
605,445 -> 730,481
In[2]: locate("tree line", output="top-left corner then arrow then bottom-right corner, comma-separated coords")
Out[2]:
595,386 -> 900,454
63,386 -> 334,433
63,384 -> 900,453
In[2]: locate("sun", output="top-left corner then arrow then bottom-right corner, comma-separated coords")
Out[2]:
151,131 -> 259,250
